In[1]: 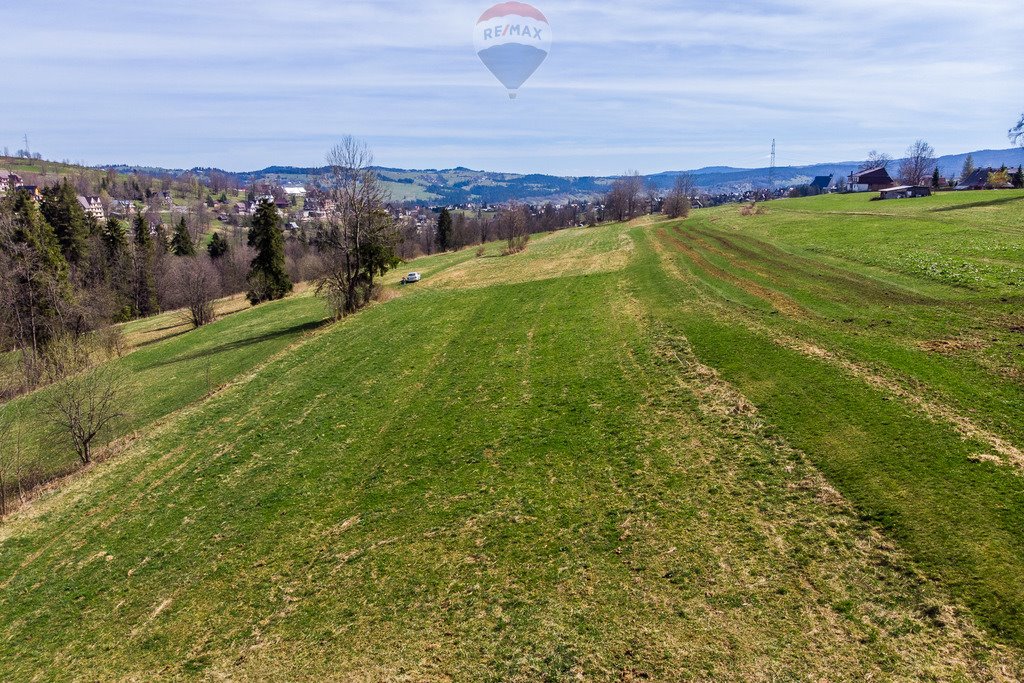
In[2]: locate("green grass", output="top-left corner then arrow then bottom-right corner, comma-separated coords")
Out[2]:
0,292 -> 328,484
1,198 -> 1024,679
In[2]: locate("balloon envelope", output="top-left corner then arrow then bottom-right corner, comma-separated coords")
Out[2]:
474,2 -> 551,97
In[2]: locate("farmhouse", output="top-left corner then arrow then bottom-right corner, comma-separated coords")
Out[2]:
77,195 -> 106,220
810,174 -> 834,192
879,185 -> 931,200
848,166 -> 895,192
956,167 -> 1011,191
0,170 -> 23,193
19,185 -> 42,201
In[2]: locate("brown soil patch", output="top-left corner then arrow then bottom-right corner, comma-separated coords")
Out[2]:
658,229 -> 807,319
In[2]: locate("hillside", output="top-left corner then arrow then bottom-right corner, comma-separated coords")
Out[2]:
97,147 -> 1024,204
1,191 -> 1024,679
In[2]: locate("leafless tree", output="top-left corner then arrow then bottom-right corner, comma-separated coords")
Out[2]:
606,171 -> 646,221
317,137 -> 400,319
169,256 -> 221,328
496,203 -> 530,254
664,175 -> 694,219
859,151 -> 893,171
42,341 -> 126,465
898,140 -> 936,186
1011,115 -> 1024,147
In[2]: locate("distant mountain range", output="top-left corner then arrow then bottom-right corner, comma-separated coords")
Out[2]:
102,147 -> 1024,205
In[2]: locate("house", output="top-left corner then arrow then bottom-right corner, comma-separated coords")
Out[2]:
848,166 -> 895,192
19,185 -> 42,201
879,185 -> 931,200
810,174 -> 834,192
111,200 -> 136,216
0,170 -> 23,193
77,195 -> 106,221
956,167 -> 1011,191
234,201 -> 250,215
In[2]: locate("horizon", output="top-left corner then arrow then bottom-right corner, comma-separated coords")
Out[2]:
2,1 -> 1022,175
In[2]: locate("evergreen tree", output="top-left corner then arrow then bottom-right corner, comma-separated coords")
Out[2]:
436,207 -> 453,252
1013,165 -> 1024,190
101,217 -> 134,319
40,179 -> 89,266
207,231 -> 230,259
932,167 -> 941,188
131,213 -> 158,316
0,189 -> 71,361
101,217 -> 128,258
246,200 -> 292,305
170,217 -> 195,256
960,154 -> 976,182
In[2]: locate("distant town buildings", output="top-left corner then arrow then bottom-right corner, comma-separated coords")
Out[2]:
0,170 -> 23,193
77,195 -> 106,220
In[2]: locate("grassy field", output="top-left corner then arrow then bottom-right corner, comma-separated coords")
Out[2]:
1,192 -> 1023,680
0,289 -> 328,488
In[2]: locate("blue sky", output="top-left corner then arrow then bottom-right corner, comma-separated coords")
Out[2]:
1,1 -> 1021,175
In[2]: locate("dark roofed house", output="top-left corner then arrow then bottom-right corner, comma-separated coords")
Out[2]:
849,166 -> 895,192
810,174 -> 833,192
19,185 -> 42,201
956,167 -> 1010,191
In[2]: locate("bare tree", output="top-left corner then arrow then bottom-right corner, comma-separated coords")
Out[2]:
859,151 -> 893,171
664,175 -> 694,219
169,256 -> 221,328
42,344 -> 126,465
1011,115 -> 1024,147
317,137 -> 400,319
898,140 -> 936,186
496,203 -> 530,254
606,171 -> 645,221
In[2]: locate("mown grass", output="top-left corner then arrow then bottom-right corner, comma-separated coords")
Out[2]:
0,205 -> 1023,679
646,190 -> 1024,643
0,291 -> 328,485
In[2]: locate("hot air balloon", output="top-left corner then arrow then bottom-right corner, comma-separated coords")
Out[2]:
473,2 -> 551,99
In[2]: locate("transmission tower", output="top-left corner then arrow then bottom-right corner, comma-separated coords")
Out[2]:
768,139 -> 776,191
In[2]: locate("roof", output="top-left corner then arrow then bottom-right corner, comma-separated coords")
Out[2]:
851,166 -> 891,179
810,174 -> 833,189
957,167 -> 1003,188
880,185 -> 929,192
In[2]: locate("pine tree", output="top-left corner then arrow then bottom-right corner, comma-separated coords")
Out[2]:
932,167 -> 941,189
0,189 -> 71,361
960,154 -> 975,182
207,232 -> 230,259
246,200 -> 292,305
1013,165 -> 1024,190
170,217 -> 195,256
436,207 -> 453,252
101,217 -> 134,319
40,179 -> 89,266
132,213 -> 158,316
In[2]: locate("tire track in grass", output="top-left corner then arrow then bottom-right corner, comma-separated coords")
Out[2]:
654,225 -> 1024,473
657,228 -> 808,319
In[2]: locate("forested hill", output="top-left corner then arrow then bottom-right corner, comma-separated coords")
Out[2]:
96,147 -> 1024,204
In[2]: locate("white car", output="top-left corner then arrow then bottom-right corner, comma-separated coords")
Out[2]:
405,272 -> 422,284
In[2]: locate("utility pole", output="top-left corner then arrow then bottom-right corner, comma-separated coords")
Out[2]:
768,139 -> 776,191
23,134 -> 30,158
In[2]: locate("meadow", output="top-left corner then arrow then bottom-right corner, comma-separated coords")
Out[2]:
0,191 -> 1023,680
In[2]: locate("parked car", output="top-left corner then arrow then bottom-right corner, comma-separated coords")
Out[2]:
404,272 -> 422,284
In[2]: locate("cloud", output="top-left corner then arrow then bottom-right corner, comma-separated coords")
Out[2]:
1,0 -> 1020,174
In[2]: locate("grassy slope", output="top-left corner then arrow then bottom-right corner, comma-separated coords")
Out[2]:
0,292 -> 328,484
0,198 -> 1023,679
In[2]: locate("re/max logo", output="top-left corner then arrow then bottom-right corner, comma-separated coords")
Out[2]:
482,24 -> 544,41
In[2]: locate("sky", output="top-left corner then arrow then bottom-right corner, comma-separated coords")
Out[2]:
1,1 -> 1021,175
